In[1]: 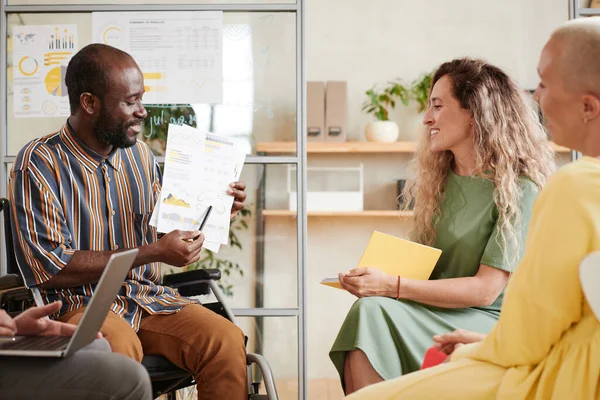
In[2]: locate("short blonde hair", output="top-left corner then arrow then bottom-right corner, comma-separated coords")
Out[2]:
551,17 -> 600,94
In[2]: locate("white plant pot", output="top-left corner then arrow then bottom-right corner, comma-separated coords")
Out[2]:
365,120 -> 399,143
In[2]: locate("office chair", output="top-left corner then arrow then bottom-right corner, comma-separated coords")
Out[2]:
0,198 -> 278,400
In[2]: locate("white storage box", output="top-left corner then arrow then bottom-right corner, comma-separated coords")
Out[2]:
287,164 -> 364,212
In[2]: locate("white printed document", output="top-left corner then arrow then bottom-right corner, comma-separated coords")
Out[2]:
92,11 -> 223,104
150,124 -> 246,252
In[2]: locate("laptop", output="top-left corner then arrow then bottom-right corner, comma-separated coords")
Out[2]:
0,249 -> 138,358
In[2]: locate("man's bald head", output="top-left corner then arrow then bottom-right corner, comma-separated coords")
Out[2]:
65,43 -> 138,114
549,17 -> 600,95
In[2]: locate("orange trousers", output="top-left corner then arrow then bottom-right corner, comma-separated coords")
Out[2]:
60,304 -> 247,400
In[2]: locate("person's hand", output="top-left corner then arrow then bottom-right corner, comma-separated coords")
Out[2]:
228,181 -> 247,219
155,230 -> 204,267
0,309 -> 17,336
432,329 -> 487,356
338,268 -> 398,298
14,301 -> 101,338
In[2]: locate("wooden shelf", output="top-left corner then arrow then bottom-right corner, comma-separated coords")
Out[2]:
262,210 -> 415,217
255,141 -> 571,154
256,141 -> 416,153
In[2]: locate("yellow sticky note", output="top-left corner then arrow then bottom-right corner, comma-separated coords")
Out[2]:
321,231 -> 442,290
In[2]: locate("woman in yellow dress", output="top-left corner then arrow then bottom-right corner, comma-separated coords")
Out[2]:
347,17 -> 600,400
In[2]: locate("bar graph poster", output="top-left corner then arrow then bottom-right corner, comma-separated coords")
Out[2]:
12,25 -> 78,118
92,12 -> 223,104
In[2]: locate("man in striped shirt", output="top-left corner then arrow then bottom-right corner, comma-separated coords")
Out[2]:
10,43 -> 248,399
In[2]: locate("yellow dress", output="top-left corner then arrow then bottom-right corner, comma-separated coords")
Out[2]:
347,157 -> 600,400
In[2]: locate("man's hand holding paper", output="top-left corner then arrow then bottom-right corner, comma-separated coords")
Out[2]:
153,229 -> 205,267
227,181 -> 247,219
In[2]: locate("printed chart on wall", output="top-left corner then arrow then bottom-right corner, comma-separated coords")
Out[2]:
92,12 -> 223,104
12,25 -> 78,118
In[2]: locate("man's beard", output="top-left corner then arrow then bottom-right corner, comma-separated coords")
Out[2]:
93,108 -> 141,149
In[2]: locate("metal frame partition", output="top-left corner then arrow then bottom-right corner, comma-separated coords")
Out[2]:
0,1 -> 8,279
569,0 -> 600,161
0,1 -> 308,398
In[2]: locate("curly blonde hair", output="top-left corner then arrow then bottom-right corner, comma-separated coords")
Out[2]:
402,58 -> 555,264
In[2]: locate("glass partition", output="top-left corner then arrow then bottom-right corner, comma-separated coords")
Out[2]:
2,2 -> 307,398
6,11 -> 297,157
8,0 -> 296,4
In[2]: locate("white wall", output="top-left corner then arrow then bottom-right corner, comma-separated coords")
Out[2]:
307,0 -> 568,142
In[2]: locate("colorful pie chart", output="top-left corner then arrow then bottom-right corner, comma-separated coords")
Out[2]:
44,66 -> 68,97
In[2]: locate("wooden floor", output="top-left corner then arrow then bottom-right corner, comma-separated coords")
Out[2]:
304,378 -> 345,400
163,378 -> 345,399
266,378 -> 345,400
166,379 -> 344,400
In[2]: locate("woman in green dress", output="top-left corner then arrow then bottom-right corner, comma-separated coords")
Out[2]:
330,58 -> 556,395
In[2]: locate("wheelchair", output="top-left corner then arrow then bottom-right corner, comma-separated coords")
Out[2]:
0,198 -> 278,400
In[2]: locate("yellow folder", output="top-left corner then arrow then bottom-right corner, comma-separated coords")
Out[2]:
321,231 -> 442,289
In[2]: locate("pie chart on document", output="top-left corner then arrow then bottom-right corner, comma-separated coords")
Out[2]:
44,66 -> 68,97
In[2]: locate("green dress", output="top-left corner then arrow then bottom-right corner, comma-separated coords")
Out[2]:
329,171 -> 539,390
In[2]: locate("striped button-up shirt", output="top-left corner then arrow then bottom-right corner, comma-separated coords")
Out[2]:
10,123 -> 195,330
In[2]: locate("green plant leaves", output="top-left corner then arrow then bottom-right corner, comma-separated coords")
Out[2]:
362,72 -> 433,120
411,73 -> 434,113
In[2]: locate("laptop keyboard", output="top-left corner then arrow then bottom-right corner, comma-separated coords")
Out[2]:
0,335 -> 71,351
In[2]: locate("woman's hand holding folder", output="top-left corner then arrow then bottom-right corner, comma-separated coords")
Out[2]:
338,267 -> 400,298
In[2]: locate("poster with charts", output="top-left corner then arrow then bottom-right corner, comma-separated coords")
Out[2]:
92,11 -> 223,104
12,25 -> 77,118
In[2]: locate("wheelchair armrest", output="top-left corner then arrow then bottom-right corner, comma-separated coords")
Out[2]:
0,286 -> 33,317
0,274 -> 24,291
163,269 -> 221,286
162,269 -> 221,297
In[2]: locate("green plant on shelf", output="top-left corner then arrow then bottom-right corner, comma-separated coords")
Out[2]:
411,72 -> 434,113
362,82 -> 411,121
185,207 -> 252,297
362,72 -> 434,120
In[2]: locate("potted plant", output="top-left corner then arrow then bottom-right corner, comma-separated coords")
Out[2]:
407,72 -> 433,138
362,82 -> 410,142
411,72 -> 433,114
